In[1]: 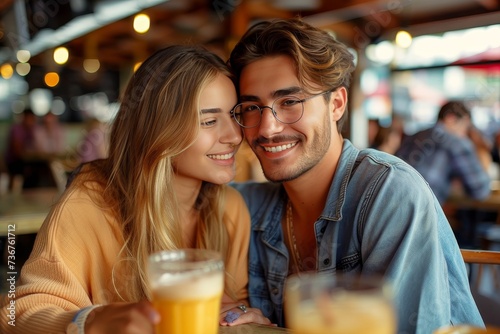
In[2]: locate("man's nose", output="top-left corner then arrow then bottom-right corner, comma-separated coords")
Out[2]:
258,106 -> 285,136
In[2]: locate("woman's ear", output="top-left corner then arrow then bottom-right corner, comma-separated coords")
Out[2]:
330,87 -> 348,122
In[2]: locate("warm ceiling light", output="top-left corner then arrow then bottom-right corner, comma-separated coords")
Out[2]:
133,62 -> 142,72
16,62 -> 31,76
395,30 -> 413,48
376,41 -> 395,63
0,63 -> 14,79
45,72 -> 60,87
134,14 -> 150,34
54,47 -> 69,65
17,50 -> 31,63
52,97 -> 66,116
30,88 -> 53,116
83,59 -> 100,73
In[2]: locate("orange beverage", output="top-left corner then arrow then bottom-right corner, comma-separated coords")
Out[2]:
285,293 -> 396,334
148,249 -> 224,334
285,273 -> 396,334
434,325 -> 500,334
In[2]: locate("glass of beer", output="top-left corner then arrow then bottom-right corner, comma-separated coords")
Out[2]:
148,249 -> 224,334
284,273 -> 396,334
434,325 -> 500,333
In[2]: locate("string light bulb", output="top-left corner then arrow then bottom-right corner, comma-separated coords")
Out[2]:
395,30 -> 413,48
45,72 -> 60,87
133,14 -> 150,34
16,63 -> 31,76
0,63 -> 14,79
17,50 -> 31,63
83,59 -> 100,73
54,47 -> 69,65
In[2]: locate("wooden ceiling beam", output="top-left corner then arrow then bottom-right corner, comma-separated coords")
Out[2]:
0,0 -> 14,14
475,0 -> 500,9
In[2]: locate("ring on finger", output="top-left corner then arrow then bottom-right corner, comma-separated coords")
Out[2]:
236,304 -> 248,313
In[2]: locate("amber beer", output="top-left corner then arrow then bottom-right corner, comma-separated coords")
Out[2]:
285,273 -> 396,334
148,249 -> 224,334
434,326 -> 500,334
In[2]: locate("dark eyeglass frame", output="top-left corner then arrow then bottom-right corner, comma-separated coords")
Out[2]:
231,90 -> 332,129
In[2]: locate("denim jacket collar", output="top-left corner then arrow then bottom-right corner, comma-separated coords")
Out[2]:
321,139 -> 360,222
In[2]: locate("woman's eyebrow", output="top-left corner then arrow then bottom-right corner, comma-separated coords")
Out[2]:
200,108 -> 222,114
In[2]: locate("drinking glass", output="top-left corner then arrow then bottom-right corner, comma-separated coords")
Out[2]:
148,249 -> 224,334
284,273 -> 396,334
434,325 -> 500,334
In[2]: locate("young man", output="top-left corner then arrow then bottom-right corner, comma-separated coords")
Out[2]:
229,18 -> 483,334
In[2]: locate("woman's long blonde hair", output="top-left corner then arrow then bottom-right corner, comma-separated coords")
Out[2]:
75,45 -> 235,300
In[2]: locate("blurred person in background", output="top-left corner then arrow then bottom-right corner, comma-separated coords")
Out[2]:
490,129 -> 500,165
33,111 -> 68,189
370,124 -> 403,155
467,125 -> 492,174
367,118 -> 381,147
77,118 -> 109,164
396,100 -> 491,205
4,108 -> 39,190
397,101 -> 492,248
35,111 -> 66,157
0,156 -> 8,195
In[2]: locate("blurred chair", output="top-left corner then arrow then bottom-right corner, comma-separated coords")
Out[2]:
479,220 -> 500,250
461,249 -> 500,264
461,249 -> 500,290
461,249 -> 500,328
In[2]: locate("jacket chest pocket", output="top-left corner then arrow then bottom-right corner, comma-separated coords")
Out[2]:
337,252 -> 361,272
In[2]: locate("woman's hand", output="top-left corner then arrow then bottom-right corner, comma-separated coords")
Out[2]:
219,300 -> 274,327
85,301 -> 160,334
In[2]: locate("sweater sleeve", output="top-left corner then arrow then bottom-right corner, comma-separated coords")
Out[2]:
223,186 -> 250,302
1,187 -> 122,334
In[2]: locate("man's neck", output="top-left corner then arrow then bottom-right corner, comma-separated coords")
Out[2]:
284,136 -> 343,224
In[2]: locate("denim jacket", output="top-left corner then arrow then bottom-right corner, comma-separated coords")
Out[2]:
231,139 -> 483,334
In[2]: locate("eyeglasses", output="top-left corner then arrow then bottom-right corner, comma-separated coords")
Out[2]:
231,91 -> 331,128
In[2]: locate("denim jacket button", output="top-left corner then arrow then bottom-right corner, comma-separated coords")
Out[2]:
323,258 -> 330,265
271,288 -> 279,295
320,226 -> 326,233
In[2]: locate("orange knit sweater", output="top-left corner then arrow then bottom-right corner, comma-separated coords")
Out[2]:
1,185 -> 250,334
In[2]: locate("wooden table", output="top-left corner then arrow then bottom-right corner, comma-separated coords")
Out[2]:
444,188 -> 500,248
0,188 -> 61,236
445,190 -> 500,212
220,324 -> 289,333
444,188 -> 500,230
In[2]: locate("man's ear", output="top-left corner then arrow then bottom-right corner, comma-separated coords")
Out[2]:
330,87 -> 348,122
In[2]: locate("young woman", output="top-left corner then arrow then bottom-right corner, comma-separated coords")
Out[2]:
1,45 -> 269,334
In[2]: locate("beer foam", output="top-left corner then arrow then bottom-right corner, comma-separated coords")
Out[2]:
152,272 -> 224,300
